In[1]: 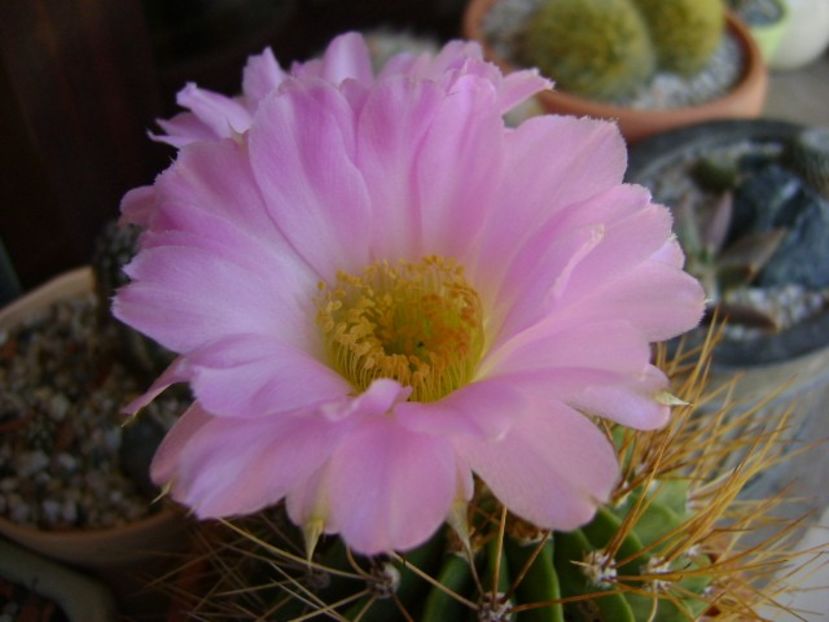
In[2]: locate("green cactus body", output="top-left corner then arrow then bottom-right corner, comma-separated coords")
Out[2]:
198,474 -> 714,622
521,0 -> 656,101
171,338 -> 810,622
631,0 -> 725,75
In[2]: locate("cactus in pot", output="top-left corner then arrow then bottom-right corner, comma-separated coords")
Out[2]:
632,0 -> 725,76
520,0 -> 656,100
168,337 -> 810,621
519,0 -> 726,101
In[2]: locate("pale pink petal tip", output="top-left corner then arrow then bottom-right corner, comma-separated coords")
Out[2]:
119,185 -> 156,227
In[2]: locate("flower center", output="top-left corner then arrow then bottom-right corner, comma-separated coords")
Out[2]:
316,256 -> 485,402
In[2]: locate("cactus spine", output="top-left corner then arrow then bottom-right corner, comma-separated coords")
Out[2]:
168,334 -> 811,621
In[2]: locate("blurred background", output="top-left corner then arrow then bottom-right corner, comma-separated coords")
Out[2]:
0,0 -> 467,300
1,0 -> 827,302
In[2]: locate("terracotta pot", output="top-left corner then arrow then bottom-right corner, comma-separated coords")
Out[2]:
463,0 -> 769,142
0,538 -> 116,622
0,267 -> 189,612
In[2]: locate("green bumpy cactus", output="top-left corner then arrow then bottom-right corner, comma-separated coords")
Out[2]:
189,474 -> 713,622
520,0 -> 656,100
631,0 -> 725,76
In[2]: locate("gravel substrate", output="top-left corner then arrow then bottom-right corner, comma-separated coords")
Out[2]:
0,294 -> 183,530
483,0 -> 744,109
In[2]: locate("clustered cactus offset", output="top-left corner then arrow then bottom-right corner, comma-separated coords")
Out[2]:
521,0 -> 725,100
520,0 -> 655,100
166,336 -> 813,621
632,0 -> 725,76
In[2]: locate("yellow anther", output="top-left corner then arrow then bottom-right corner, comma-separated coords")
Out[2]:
315,257 -> 485,402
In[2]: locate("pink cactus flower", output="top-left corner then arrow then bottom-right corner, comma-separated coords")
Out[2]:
115,33 -> 704,555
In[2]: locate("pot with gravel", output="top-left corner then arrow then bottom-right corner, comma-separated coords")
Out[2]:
463,0 -> 768,142
627,118 -> 829,527
0,265 -> 189,610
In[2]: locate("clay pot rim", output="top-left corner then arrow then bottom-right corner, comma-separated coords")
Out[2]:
0,505 -> 184,546
0,267 -> 184,546
462,0 -> 766,122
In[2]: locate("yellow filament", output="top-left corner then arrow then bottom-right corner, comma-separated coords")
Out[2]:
315,256 -> 485,402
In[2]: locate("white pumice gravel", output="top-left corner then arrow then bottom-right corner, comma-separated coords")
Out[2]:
0,294 -> 184,530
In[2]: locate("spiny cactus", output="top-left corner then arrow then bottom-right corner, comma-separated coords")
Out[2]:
631,0 -> 725,76
92,220 -> 175,380
167,335 -> 813,621
520,0 -> 655,100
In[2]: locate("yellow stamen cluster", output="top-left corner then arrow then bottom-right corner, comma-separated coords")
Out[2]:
316,256 -> 485,403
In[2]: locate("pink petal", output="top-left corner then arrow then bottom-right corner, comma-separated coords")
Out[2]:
483,319 -> 651,380
242,47 -> 286,104
498,69 -> 551,113
153,404 -> 345,517
415,74 -> 504,260
318,32 -> 374,85
185,334 -> 350,418
570,365 -> 671,430
395,379 -> 526,441
456,402 -> 618,531
325,417 -> 458,554
153,111 -> 218,147
248,81 -> 372,279
113,243 -> 312,353
320,378 -> 411,421
473,115 -> 626,284
153,139 -> 297,246
492,185 -> 673,339
151,402 -> 212,485
123,357 -> 190,416
355,75 -> 444,260
491,216 -> 607,342
558,261 -> 705,342
176,83 -> 252,137
120,185 -> 157,227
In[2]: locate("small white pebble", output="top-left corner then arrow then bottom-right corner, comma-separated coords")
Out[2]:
55,452 -> 78,472
48,393 -> 71,421
10,499 -> 30,523
61,498 -> 78,524
16,450 -> 49,477
42,499 -> 61,524
103,427 -> 122,452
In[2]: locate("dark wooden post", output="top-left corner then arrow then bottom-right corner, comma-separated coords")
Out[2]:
0,0 -> 162,291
